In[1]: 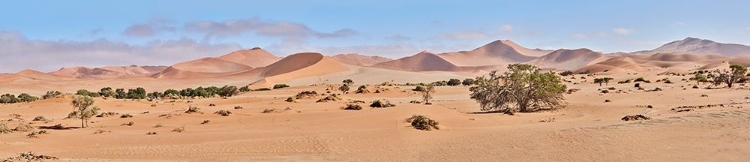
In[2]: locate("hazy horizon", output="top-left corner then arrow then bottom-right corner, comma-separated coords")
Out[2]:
1,0 -> 749,72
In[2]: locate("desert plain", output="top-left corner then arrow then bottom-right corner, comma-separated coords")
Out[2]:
2,38 -> 750,161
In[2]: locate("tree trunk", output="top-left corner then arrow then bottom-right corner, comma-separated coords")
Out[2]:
81,119 -> 85,128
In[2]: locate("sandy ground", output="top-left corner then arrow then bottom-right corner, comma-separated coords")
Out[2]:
1,71 -> 750,161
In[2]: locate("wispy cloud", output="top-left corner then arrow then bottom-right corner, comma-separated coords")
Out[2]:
442,30 -> 492,40
612,28 -> 635,36
183,17 -> 357,40
0,31 -> 240,73
122,19 -> 177,37
385,35 -> 412,41
571,33 -> 589,39
498,25 -> 514,32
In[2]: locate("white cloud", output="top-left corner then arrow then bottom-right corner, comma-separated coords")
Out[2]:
0,31 -> 241,73
122,19 -> 177,37
184,17 -> 357,40
613,28 -> 635,36
571,34 -> 589,39
498,25 -> 514,32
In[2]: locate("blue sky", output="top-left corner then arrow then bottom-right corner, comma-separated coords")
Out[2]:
1,0 -> 749,72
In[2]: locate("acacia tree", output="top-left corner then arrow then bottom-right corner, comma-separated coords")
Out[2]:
693,73 -> 708,85
71,96 -> 100,128
715,64 -> 748,88
421,84 -> 435,104
342,79 -> 354,85
469,64 -> 567,113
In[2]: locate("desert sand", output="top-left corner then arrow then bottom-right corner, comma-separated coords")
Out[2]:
2,38 -> 750,161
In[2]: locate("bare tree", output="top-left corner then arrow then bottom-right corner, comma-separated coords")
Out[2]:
421,84 -> 435,104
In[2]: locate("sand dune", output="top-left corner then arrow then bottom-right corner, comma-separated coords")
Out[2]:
50,66 -> 167,79
439,40 -> 537,66
645,37 -> 750,56
331,53 -> 393,66
249,53 -> 348,88
575,56 -> 654,73
217,48 -> 280,68
528,48 -> 603,70
501,40 -> 552,57
371,51 -> 459,71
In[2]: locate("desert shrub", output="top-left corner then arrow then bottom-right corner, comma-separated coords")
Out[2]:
13,123 -> 34,132
413,85 -> 425,92
218,85 -> 239,97
0,94 -> 19,103
97,112 -> 119,117
3,152 -> 58,161
254,88 -> 272,91
26,130 -> 49,138
154,123 -> 163,128
634,77 -> 648,82
316,94 -> 341,102
447,79 -> 462,86
32,116 -> 47,122
215,110 -> 232,116
410,100 -> 422,104
239,86 -> 251,92
470,64 -> 566,113
294,91 -> 318,99
621,115 -> 651,121
355,85 -> 369,94
185,106 -> 201,114
406,115 -> 439,131
713,64 -> 748,88
147,132 -> 157,135
273,84 -> 290,89
42,91 -> 62,99
234,106 -> 243,109
462,78 -> 476,86
120,114 -> 133,118
343,104 -> 362,110
370,100 -> 395,108
342,79 -> 354,85
338,84 -> 350,93
201,120 -> 210,124
285,97 -> 295,102
17,93 -> 39,102
559,71 -> 574,76
172,126 -> 185,133
209,103 -> 216,106
122,121 -> 135,126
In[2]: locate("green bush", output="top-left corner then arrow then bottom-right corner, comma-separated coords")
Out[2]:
273,84 -> 290,89
447,79 -> 462,86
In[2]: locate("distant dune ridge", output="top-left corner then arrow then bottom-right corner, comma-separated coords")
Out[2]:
331,53 -> 393,66
3,37 -> 750,88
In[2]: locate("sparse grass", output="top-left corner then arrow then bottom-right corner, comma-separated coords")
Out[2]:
120,114 -> 133,118
26,130 -> 49,138
234,106 -> 243,109
201,120 -> 210,124
294,91 -> 318,99
93,129 -> 110,134
122,121 -> 134,126
0,123 -> 11,134
185,106 -> 201,114
316,94 -> 341,103
32,116 -> 47,122
262,108 -> 278,113
172,126 -> 185,133
3,152 -> 58,161
97,112 -> 119,118
215,110 -> 232,116
406,115 -> 439,131
342,104 -> 362,110
154,123 -> 163,128
209,103 -> 216,106
254,88 -> 271,91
